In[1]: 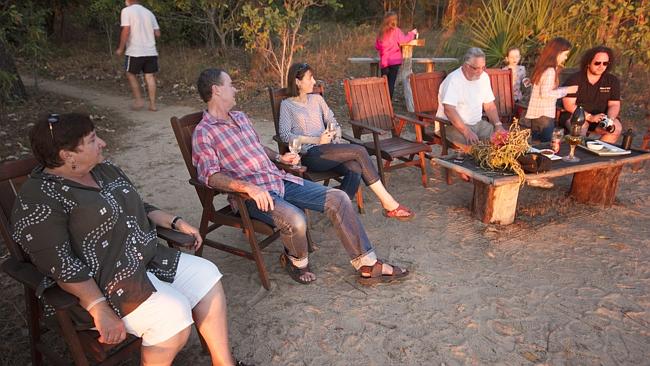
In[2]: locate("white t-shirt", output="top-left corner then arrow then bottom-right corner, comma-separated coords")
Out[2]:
120,4 -> 159,57
436,67 -> 495,126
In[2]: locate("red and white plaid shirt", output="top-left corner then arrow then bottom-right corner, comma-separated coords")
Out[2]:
192,110 -> 303,198
525,67 -> 569,119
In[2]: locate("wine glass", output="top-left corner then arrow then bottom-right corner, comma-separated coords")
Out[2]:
327,121 -> 338,143
563,134 -> 582,162
288,138 -> 302,168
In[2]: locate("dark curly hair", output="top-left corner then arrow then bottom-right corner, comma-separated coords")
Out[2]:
579,46 -> 615,74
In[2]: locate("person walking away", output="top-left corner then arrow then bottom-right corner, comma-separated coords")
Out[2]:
115,0 -> 160,111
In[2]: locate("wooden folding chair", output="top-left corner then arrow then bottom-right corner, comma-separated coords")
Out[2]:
170,112 -> 312,290
485,68 -> 515,125
267,85 -> 364,213
0,157 -> 195,366
343,76 -> 431,187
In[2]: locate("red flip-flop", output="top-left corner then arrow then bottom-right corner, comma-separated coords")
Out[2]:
383,204 -> 415,221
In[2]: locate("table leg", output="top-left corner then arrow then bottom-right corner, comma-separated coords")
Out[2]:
371,62 -> 379,77
569,166 -> 622,206
471,181 -> 520,225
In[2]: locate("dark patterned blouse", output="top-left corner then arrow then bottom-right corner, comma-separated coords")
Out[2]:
11,161 -> 180,317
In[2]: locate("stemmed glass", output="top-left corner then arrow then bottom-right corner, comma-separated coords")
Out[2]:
327,121 -> 339,144
563,124 -> 582,163
288,138 -> 302,168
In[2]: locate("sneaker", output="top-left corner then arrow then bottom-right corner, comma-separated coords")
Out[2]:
527,178 -> 554,189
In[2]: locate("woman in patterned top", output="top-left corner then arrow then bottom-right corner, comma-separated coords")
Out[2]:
12,113 -> 238,365
279,62 -> 414,220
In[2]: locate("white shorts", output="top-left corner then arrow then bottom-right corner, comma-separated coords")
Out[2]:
121,253 -> 222,346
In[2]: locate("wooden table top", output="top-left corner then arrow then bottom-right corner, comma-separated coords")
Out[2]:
347,57 -> 458,64
433,144 -> 650,187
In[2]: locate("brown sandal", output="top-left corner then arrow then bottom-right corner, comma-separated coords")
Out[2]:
357,260 -> 409,286
383,204 -> 415,221
279,253 -> 315,285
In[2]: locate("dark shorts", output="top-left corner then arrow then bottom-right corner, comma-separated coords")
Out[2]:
124,56 -> 159,74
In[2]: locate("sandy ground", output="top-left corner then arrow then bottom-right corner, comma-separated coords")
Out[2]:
8,79 -> 650,365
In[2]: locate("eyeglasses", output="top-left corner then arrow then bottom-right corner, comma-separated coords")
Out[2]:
465,63 -> 485,71
48,113 -> 60,140
593,61 -> 609,66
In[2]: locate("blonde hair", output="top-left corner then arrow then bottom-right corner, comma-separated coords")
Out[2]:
378,11 -> 398,38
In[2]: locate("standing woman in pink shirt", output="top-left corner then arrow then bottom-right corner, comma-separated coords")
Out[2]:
375,11 -> 417,98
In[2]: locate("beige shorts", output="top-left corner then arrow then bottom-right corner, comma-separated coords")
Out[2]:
121,253 -> 222,346
445,119 -> 495,148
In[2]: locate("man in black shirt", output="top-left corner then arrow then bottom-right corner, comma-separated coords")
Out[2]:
562,46 -> 621,143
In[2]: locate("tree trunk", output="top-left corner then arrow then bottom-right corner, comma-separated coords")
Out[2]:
0,40 -> 27,102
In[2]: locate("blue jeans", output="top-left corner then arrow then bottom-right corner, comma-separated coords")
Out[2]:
244,180 -> 376,269
301,143 -> 380,199
528,116 -> 555,142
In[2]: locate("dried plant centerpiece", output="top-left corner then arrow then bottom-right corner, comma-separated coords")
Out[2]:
469,118 -> 531,184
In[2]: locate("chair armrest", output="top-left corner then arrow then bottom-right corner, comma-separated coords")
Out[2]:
273,161 -> 307,175
156,227 -> 195,248
2,257 -> 45,290
348,120 -> 387,135
341,132 -> 365,145
394,113 -> 428,128
2,258 -> 78,309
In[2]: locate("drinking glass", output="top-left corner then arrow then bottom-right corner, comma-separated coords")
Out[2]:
551,129 -> 564,153
327,121 -> 338,143
288,138 -> 302,168
563,134 -> 582,162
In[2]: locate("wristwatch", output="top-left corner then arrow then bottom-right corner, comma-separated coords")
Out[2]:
274,154 -> 282,163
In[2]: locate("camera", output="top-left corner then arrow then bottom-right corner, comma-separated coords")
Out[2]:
598,116 -> 616,133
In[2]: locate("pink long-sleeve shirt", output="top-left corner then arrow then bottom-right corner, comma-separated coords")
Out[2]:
375,28 -> 416,69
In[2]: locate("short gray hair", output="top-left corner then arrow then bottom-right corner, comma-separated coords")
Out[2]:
463,47 -> 486,63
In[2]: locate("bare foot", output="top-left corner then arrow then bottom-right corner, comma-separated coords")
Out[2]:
148,104 -> 157,112
131,100 -> 144,110
299,271 -> 317,282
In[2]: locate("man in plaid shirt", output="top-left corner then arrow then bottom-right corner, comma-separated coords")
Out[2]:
191,68 -> 409,286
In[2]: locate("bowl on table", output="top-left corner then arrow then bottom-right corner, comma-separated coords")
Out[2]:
586,141 -> 604,151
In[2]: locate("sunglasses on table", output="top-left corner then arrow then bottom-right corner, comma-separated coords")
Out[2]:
593,61 -> 609,66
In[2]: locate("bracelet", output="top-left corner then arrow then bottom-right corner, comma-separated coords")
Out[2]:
171,216 -> 182,230
274,154 -> 281,163
85,296 -> 106,312
494,122 -> 503,126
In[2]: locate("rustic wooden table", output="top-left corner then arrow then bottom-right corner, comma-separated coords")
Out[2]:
432,144 -> 650,225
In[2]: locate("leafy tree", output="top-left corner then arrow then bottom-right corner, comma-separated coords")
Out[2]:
174,0 -> 247,52
241,0 -> 341,87
87,0 -> 122,56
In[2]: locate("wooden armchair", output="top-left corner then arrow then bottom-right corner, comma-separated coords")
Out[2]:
343,76 -> 432,187
170,112 -> 312,290
0,157 -> 195,366
485,68 -> 515,125
409,71 -> 452,155
267,85 -> 364,213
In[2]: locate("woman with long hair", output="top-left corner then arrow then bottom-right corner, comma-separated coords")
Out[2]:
375,11 -> 417,98
525,37 -> 578,142
524,37 -> 579,188
278,62 -> 415,221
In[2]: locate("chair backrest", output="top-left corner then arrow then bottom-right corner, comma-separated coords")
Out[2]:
485,68 -> 514,124
343,76 -> 394,136
170,112 -> 204,182
0,157 -> 38,261
267,85 -> 324,153
409,71 -> 446,114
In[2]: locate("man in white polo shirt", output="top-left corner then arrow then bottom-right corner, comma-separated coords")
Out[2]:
115,0 -> 160,111
436,47 -> 505,151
